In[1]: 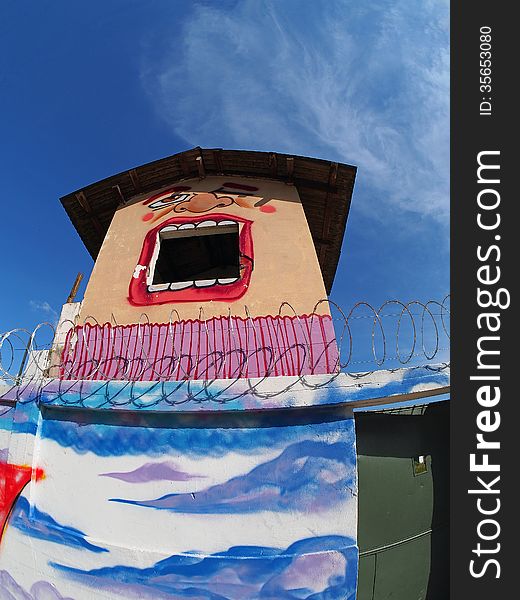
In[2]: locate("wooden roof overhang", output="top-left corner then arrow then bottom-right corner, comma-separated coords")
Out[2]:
60,147 -> 357,294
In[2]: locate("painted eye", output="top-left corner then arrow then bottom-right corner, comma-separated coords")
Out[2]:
148,193 -> 190,210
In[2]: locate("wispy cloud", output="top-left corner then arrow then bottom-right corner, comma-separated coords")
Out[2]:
29,300 -> 58,322
141,0 -> 449,225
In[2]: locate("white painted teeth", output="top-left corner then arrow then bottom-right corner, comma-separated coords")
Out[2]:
147,283 -> 170,292
148,278 -> 240,293
169,281 -> 193,291
160,220 -> 238,233
194,279 -> 217,288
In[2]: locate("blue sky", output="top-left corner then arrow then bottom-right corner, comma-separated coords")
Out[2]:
0,0 -> 449,336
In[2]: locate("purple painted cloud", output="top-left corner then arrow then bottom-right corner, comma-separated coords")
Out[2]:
111,440 -> 356,513
100,461 -> 205,483
0,570 -> 74,600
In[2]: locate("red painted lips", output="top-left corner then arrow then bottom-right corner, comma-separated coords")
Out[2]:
128,213 -> 253,306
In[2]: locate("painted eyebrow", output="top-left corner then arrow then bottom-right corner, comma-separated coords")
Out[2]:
211,182 -> 260,196
221,182 -> 259,191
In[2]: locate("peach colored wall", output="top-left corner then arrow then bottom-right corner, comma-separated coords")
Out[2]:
79,176 -> 329,325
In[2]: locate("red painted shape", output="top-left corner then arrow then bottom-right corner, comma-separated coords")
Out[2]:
260,204 -> 276,213
60,314 -> 340,381
0,462 -> 44,543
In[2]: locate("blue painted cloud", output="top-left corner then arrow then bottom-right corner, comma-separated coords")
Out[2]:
41,417 -> 355,458
10,496 -> 107,554
52,535 -> 358,600
111,440 -> 356,514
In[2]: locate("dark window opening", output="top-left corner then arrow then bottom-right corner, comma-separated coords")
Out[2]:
152,227 -> 240,284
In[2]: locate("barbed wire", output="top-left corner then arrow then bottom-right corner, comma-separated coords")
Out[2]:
0,296 -> 450,390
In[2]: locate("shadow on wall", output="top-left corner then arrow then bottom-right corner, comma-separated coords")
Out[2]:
355,401 -> 449,600
40,402 -> 355,430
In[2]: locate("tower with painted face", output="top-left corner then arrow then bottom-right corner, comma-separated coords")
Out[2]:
59,148 -> 356,380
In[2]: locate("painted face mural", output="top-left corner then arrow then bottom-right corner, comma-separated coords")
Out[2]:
63,176 -> 339,381
129,182 -> 274,306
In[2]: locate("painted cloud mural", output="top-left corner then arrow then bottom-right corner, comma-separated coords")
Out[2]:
111,440 -> 356,514
52,536 -> 358,600
1,374 -> 360,599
